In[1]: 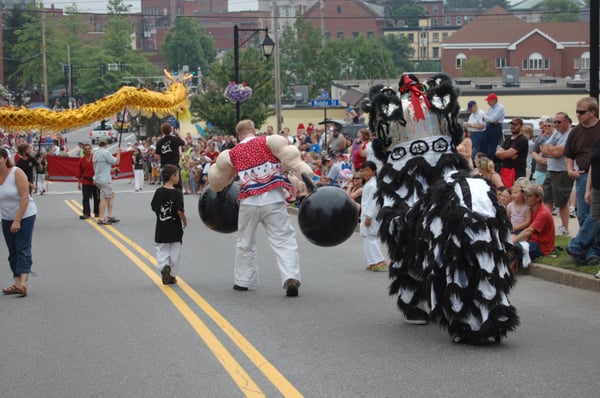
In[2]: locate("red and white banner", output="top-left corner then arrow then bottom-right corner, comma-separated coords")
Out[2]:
46,151 -> 134,182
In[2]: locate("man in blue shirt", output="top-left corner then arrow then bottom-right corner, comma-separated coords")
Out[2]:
481,93 -> 505,162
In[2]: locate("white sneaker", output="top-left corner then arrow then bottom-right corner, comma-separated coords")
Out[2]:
595,270 -> 600,279
557,226 -> 570,236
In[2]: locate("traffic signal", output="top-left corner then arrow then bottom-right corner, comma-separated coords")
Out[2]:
63,65 -> 70,77
173,69 -> 179,76
191,67 -> 197,76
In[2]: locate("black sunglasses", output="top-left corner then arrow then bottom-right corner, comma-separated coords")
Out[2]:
576,109 -> 589,115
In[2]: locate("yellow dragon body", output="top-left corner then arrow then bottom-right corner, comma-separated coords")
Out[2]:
0,70 -> 191,132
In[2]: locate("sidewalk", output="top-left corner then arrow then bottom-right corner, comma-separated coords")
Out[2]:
288,207 -> 600,293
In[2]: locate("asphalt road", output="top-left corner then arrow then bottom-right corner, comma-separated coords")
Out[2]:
1,180 -> 599,398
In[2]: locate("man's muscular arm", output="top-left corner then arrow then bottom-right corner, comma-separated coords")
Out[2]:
267,135 -> 313,178
207,149 -> 235,192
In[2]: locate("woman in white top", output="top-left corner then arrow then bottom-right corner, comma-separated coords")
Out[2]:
0,147 -> 37,297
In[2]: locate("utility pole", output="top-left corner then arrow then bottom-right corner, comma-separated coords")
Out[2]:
320,0 -> 325,46
41,11 -> 48,106
67,45 -> 72,100
273,1 -> 282,133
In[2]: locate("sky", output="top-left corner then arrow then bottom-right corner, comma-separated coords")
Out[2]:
47,1 -> 140,14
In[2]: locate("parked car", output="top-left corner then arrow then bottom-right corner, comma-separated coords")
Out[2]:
90,121 -> 117,145
341,123 -> 368,140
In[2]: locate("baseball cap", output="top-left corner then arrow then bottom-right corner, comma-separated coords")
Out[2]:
467,100 -> 477,110
485,93 -> 498,102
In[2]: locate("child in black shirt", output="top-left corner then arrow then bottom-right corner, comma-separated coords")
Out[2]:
151,164 -> 187,284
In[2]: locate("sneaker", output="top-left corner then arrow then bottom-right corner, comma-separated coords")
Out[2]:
285,279 -> 300,297
552,207 -> 559,216
161,265 -> 172,285
79,215 -> 90,220
557,226 -> 569,236
586,256 -> 600,266
404,307 -> 430,325
97,219 -> 112,225
371,261 -> 389,272
595,271 -> 600,279
107,217 -> 120,223
569,206 -> 577,218
233,284 -> 248,291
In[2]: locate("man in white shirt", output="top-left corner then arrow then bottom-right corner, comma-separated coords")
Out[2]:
463,100 -> 485,160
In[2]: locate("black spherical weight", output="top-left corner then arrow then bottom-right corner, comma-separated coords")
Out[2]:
298,186 -> 358,247
198,182 -> 240,233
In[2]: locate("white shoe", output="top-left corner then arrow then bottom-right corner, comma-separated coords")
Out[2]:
595,271 -> 600,279
557,226 -> 569,236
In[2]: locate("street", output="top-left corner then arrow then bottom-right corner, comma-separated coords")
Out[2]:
1,179 -> 599,398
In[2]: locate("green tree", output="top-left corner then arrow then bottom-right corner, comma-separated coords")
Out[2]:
541,0 -> 581,22
162,17 -> 217,72
386,0 -> 427,28
190,49 -> 275,135
461,56 -> 496,77
7,4 -> 65,102
379,34 -> 414,74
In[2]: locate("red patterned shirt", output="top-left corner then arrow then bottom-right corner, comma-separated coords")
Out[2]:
228,136 -> 291,201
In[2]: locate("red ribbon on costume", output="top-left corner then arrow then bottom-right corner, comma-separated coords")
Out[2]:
399,75 -> 430,121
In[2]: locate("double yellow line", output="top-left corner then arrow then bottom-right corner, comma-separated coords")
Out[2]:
64,199 -> 303,398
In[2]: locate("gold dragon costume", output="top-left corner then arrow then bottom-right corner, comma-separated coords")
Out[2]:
0,70 -> 190,132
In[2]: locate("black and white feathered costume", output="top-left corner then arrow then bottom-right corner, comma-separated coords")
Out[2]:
364,74 -> 519,343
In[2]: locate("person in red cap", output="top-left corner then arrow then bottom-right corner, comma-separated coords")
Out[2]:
481,93 -> 505,162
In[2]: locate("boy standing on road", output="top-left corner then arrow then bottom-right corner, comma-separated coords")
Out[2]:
151,164 -> 187,285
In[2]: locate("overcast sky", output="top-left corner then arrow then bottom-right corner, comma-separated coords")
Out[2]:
48,1 -> 140,14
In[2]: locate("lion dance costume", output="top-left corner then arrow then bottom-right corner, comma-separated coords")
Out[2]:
364,74 -> 519,343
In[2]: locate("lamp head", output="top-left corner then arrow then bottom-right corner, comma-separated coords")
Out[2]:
260,34 -> 275,59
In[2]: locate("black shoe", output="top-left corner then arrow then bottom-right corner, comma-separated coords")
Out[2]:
404,308 -> 430,325
586,256 -> 600,266
233,284 -> 248,291
285,279 -> 299,297
107,217 -> 120,223
79,215 -> 90,220
161,266 -> 172,285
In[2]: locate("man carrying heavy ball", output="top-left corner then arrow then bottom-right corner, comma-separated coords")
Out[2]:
208,119 -> 312,297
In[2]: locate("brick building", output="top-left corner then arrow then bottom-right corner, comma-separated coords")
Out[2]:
441,6 -> 590,79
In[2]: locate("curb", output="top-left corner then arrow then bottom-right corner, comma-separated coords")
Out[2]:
287,206 -> 600,293
526,263 -> 600,293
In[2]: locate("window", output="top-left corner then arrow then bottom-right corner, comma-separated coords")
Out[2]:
420,47 -> 427,59
442,32 -> 448,40
433,5 -> 438,13
575,51 -> 590,69
432,47 -> 439,58
432,32 -> 439,42
337,6 -> 341,13
495,57 -> 507,69
526,52 -> 545,70
353,32 -> 359,38
367,31 -> 374,39
432,19 -> 438,27
407,33 -> 414,42
324,32 -> 330,43
337,32 -> 344,40
456,16 -> 462,26
176,7 -> 182,16
445,16 -> 451,26
456,53 -> 466,69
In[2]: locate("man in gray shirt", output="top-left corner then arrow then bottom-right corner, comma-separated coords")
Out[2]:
93,137 -> 121,225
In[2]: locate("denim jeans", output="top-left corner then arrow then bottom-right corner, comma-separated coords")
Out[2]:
471,131 -> 482,161
482,124 -> 502,163
81,184 -> 99,217
529,241 -> 543,260
567,173 -> 600,259
2,215 -> 36,276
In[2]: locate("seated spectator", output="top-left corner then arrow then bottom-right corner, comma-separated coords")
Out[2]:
507,177 -> 532,234
512,184 -> 555,267
497,186 -> 512,207
478,156 -> 503,190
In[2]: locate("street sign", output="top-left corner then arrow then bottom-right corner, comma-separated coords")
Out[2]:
311,99 -> 340,108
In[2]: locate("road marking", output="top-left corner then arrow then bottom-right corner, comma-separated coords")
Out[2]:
65,199 -> 303,397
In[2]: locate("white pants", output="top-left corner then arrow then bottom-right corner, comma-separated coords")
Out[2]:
134,169 -> 144,190
234,203 -> 301,289
361,233 -> 385,266
156,242 -> 181,277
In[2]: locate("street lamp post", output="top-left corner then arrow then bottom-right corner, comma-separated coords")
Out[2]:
233,24 -> 275,123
